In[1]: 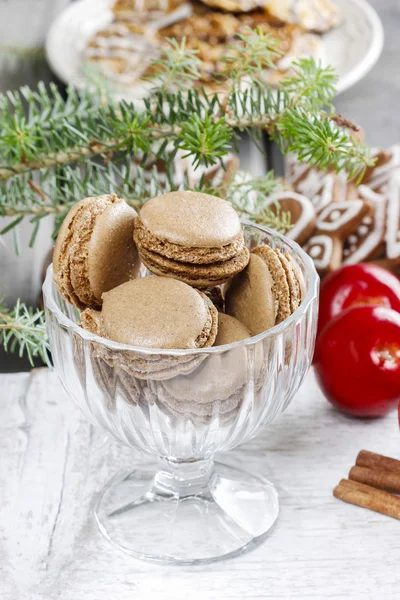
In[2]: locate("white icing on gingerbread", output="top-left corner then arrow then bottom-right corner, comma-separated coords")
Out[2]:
357,225 -> 369,236
386,170 -> 400,260
343,185 -> 387,264
296,169 -> 335,213
305,235 -> 333,270
285,153 -> 310,183
317,200 -> 365,233
264,190 -> 316,243
368,145 -> 400,191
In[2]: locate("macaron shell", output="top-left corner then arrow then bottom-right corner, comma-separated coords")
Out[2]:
139,190 -> 242,247
68,195 -> 117,308
81,308 -> 102,335
88,200 -> 139,302
289,254 -> 307,302
114,350 -> 206,380
251,245 -> 291,324
275,249 -> 301,314
225,253 -> 276,336
139,244 -> 250,288
214,313 -> 251,346
101,277 -> 216,349
157,345 -> 248,404
54,194 -> 134,309
53,197 -> 95,307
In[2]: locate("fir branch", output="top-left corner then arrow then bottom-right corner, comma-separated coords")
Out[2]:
0,158 -> 292,238
274,108 -> 374,178
281,58 -> 337,110
144,37 -> 202,93
0,32 -> 372,183
0,299 -> 51,366
224,172 -> 291,233
0,159 -> 171,237
221,26 -> 282,88
177,113 -> 233,168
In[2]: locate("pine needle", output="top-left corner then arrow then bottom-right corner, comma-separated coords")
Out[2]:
0,298 -> 51,366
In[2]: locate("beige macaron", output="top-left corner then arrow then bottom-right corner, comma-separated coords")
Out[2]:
53,194 -> 139,309
225,244 -> 304,335
82,276 -> 218,349
214,313 -> 251,346
133,191 -> 250,288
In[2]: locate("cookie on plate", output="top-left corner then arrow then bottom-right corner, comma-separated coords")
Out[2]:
265,0 -> 340,33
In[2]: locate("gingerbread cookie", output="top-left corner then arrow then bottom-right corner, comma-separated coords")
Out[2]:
263,191 -> 316,245
198,0 -> 264,12
263,32 -> 322,87
315,199 -> 368,240
286,154 -> 341,213
361,145 -> 400,193
342,186 -> 387,265
266,0 -> 340,32
303,235 -> 342,277
385,170 -> 400,264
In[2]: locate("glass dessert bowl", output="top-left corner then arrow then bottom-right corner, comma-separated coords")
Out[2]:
43,222 -> 319,564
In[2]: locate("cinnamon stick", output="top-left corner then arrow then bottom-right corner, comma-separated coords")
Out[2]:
333,479 -> 400,520
349,465 -> 400,494
356,450 -> 400,474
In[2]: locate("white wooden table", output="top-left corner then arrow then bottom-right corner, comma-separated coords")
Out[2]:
1,368 -> 399,600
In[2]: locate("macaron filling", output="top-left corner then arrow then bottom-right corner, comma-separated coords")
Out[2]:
134,215 -> 246,264
138,244 -> 250,288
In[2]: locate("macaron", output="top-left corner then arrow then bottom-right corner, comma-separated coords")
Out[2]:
133,191 -> 250,288
225,244 -> 304,335
225,253 -> 277,336
81,276 -> 218,349
53,194 -> 139,309
214,313 -> 251,346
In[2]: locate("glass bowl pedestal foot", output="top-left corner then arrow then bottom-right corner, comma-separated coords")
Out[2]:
94,457 -> 279,565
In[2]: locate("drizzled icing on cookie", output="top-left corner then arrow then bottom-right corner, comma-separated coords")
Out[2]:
316,200 -> 366,236
386,171 -> 400,260
303,234 -> 341,273
343,186 -> 387,264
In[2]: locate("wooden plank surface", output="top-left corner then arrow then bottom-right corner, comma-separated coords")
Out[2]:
1,367 -> 399,600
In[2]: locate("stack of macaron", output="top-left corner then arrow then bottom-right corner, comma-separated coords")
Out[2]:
53,189 -> 307,422
53,189 -> 306,351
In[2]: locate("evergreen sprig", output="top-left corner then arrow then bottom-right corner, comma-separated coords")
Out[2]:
0,299 -> 50,366
221,26 -> 282,87
144,37 -> 202,93
0,32 -> 373,184
224,171 -> 291,232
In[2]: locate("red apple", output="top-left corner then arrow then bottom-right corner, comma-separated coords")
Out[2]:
314,305 -> 400,417
318,264 -> 400,338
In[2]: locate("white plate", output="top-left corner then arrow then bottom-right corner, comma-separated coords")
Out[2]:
46,0 -> 384,99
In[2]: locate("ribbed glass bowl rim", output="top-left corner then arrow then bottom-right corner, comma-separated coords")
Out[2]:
43,221 -> 319,356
